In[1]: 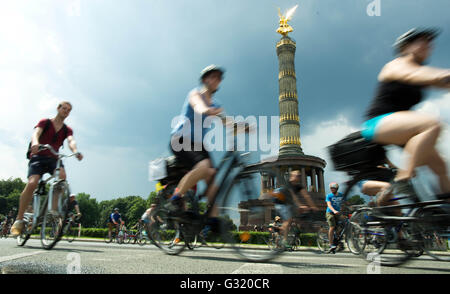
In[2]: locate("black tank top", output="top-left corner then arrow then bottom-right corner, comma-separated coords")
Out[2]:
365,81 -> 424,120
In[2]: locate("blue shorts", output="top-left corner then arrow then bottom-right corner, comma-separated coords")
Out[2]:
358,180 -> 368,190
274,204 -> 295,220
361,112 -> 394,141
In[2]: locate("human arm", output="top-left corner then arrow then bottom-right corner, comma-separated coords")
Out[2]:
74,204 -> 81,216
188,91 -> 223,116
67,135 -> 83,161
379,56 -> 450,88
30,127 -> 44,155
326,201 -> 339,215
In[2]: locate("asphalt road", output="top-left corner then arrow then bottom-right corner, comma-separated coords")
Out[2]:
0,237 -> 449,275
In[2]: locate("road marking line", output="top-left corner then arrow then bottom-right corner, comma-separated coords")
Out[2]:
0,251 -> 46,263
232,263 -> 283,274
92,258 -> 112,261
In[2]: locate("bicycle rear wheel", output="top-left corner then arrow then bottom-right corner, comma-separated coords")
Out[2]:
218,167 -> 286,262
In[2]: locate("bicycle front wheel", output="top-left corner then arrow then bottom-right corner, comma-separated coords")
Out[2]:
218,167 -> 287,262
41,211 -> 65,250
147,208 -> 187,255
316,224 -> 330,253
415,205 -> 450,262
17,222 -> 33,247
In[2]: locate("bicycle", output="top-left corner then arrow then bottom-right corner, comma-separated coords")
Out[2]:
265,224 -> 283,251
16,144 -> 80,250
104,224 -> 124,244
1,221 -> 13,239
316,209 -> 360,254
124,228 -> 147,245
63,213 -> 81,243
343,172 -> 450,265
148,125 -> 301,262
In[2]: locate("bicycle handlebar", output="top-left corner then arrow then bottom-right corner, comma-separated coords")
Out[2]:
38,144 -> 80,158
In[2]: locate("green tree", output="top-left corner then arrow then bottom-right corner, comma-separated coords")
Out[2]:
75,193 -> 100,228
346,195 -> 366,206
125,196 -> 147,226
0,178 -> 26,197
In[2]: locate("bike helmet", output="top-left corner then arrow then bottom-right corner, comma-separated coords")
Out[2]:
329,182 -> 339,190
200,64 -> 225,81
114,208 -> 119,212
393,27 -> 441,53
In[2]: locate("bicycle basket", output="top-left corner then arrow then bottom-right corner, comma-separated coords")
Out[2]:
157,156 -> 191,185
328,131 -> 386,173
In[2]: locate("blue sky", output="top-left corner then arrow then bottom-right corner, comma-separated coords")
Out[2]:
1,0 -> 449,201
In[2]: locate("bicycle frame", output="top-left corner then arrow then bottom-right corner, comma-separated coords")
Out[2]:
19,144 -> 79,246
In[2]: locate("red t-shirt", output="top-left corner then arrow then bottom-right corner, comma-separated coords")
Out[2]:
35,119 -> 73,158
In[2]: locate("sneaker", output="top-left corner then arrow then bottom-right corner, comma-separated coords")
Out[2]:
328,244 -> 337,253
391,179 -> 417,200
10,220 -> 25,237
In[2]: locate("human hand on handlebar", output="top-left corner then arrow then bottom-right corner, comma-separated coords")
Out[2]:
75,152 -> 83,161
31,144 -> 40,156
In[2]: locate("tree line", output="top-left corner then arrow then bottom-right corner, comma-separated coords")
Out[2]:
1,177 -> 365,229
0,178 -> 158,228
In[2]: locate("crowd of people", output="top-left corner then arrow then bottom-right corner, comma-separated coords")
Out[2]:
4,27 -> 450,255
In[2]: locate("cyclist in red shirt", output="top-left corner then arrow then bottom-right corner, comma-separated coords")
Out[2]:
11,101 -> 83,236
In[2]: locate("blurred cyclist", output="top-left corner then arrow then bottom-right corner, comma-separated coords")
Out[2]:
362,28 -> 450,199
167,65 -> 244,225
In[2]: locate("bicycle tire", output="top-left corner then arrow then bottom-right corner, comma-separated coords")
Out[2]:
346,210 -> 367,255
414,205 -> 450,262
147,206 -> 187,255
40,183 -> 70,250
354,208 -> 416,267
218,167 -> 286,262
17,193 -> 48,247
316,224 -> 330,253
137,232 -> 147,246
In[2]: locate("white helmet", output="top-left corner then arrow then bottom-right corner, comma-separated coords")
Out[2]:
329,182 -> 339,190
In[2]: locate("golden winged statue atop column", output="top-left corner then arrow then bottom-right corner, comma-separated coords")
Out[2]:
276,5 -> 298,36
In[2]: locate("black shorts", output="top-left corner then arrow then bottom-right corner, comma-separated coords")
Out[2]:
169,137 -> 211,170
27,155 -> 64,178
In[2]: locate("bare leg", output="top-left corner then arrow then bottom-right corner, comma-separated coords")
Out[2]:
328,226 -> 335,246
176,159 -> 215,196
427,149 -> 450,193
17,175 -> 41,220
361,181 -> 390,196
374,111 -> 446,188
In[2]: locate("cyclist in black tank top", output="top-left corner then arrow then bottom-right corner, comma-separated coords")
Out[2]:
361,28 -> 450,196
